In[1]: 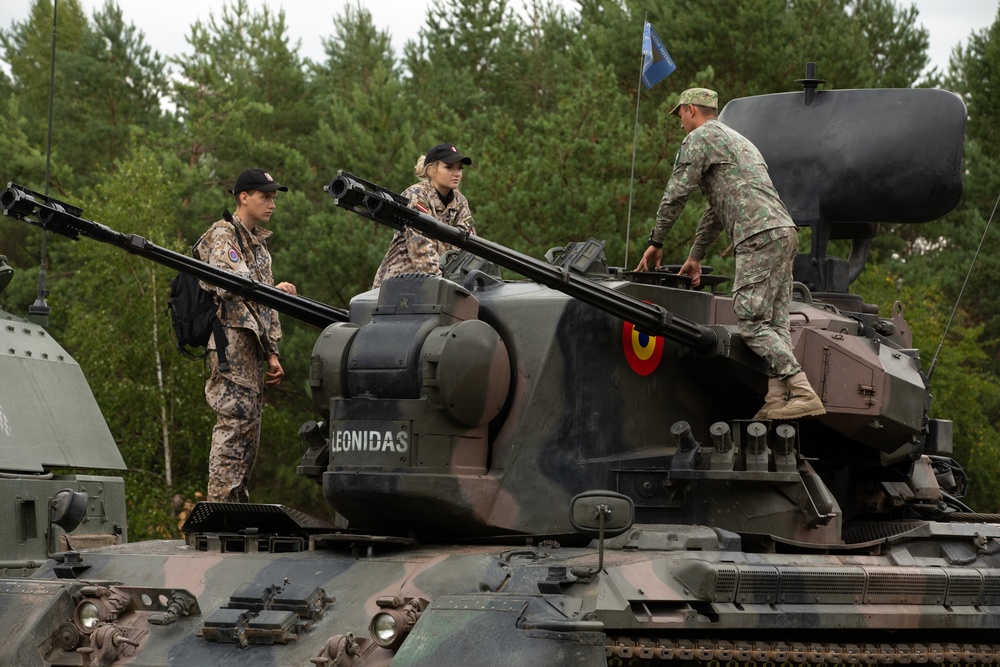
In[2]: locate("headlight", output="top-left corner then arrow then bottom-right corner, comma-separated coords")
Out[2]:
368,597 -> 427,651
370,610 -> 401,648
75,600 -> 102,633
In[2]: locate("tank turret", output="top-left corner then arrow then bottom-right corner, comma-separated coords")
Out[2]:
318,93 -> 958,543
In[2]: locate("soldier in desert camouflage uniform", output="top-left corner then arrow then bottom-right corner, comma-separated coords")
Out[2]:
194,168 -> 298,502
373,143 -> 476,288
636,88 -> 825,420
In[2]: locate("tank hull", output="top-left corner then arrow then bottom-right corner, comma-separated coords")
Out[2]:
8,515 -> 1000,666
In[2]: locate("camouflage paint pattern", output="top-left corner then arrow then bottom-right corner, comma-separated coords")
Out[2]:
732,227 -> 800,378
6,516 -> 1000,666
194,215 -> 281,365
205,364 -> 263,503
372,180 -> 475,288
650,117 -> 800,378
650,119 -> 795,260
194,215 -> 282,502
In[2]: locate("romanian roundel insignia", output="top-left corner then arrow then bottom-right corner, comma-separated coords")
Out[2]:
228,247 -> 240,263
622,320 -> 665,376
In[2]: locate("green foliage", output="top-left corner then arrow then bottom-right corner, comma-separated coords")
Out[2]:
854,265 -> 1000,512
168,0 -> 314,235
0,0 -> 171,193
3,0 -> 1000,523
47,147 -> 211,538
849,0 -> 932,86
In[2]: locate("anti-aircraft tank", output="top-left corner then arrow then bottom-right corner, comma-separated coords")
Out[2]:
0,253 -> 128,577
1,67 -> 999,666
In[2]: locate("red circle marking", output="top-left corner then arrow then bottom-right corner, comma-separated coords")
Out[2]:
622,321 -> 664,375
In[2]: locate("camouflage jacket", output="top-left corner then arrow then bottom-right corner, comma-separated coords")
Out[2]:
372,180 -> 476,288
651,119 -> 795,260
194,215 -> 281,388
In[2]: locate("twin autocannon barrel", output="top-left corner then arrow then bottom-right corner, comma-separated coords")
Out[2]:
1,183 -> 348,329
326,172 -> 720,355
3,177 -> 720,354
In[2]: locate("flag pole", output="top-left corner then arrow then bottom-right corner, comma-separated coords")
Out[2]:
624,19 -> 647,269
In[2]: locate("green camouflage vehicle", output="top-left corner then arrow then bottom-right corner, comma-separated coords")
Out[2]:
0,256 -> 127,578
1,67 -> 997,666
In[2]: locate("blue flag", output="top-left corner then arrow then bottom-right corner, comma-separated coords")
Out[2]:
641,22 -> 676,89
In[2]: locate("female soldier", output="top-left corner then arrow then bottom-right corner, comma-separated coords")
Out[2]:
372,143 -> 476,288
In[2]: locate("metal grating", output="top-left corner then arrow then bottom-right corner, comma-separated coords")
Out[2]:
983,572 -> 1000,605
945,568 -> 984,606
719,564 -> 1000,608
735,566 -> 779,604
714,566 -> 739,600
841,521 -> 925,544
775,566 -> 866,604
182,502 -> 335,535
863,567 -> 947,605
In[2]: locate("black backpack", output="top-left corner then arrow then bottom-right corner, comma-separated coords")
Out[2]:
167,271 -> 221,354
166,212 -> 246,370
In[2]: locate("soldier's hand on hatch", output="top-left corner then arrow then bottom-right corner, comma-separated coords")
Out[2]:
635,246 -> 662,272
679,257 -> 702,288
275,281 -> 297,296
265,354 -> 284,386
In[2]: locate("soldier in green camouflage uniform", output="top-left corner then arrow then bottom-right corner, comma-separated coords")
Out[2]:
194,168 -> 298,502
373,144 -> 476,288
636,88 -> 824,420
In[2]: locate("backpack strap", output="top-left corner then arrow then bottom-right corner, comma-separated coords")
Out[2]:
212,318 -> 230,372
223,209 -> 250,266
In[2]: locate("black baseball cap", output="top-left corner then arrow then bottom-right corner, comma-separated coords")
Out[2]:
230,168 -> 289,195
424,144 -> 472,166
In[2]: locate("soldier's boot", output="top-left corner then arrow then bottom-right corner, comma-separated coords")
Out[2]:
752,377 -> 787,420
768,372 -> 826,420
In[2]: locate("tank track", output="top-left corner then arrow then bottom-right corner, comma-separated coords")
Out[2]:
605,637 -> 1000,664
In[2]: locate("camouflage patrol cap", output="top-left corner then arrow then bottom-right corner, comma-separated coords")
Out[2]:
669,88 -> 719,116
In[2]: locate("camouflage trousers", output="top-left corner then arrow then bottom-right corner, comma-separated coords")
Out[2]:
205,370 -> 263,503
732,227 -> 801,379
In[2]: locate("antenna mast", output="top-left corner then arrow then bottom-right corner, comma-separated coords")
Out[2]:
29,0 -> 58,327
927,192 -> 999,381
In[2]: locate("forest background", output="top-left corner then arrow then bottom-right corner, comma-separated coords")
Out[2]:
2,0 -> 1000,538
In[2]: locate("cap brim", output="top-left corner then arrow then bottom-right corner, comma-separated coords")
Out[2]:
669,102 -> 682,116
255,183 -> 289,192
441,154 -> 472,166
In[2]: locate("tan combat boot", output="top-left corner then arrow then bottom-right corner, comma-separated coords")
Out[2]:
752,377 -> 787,420
768,372 -> 826,420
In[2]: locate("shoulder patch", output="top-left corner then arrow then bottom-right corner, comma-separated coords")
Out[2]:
414,200 -> 430,214
228,246 -> 240,263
